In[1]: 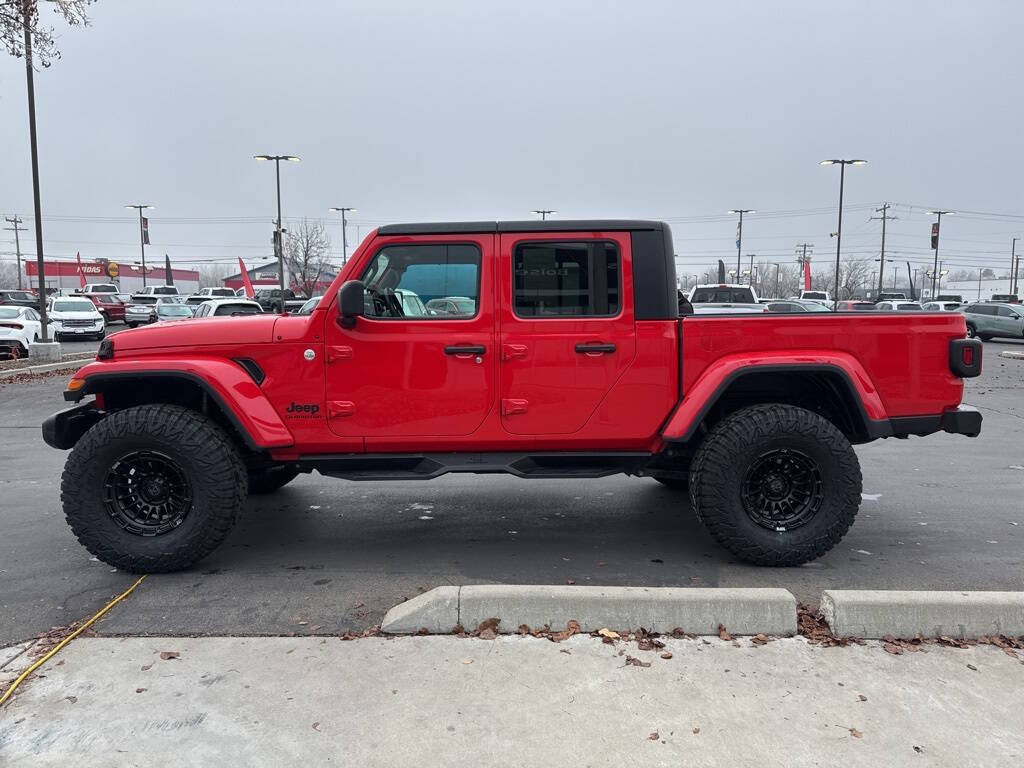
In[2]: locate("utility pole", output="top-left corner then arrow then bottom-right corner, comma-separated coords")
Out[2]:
891,264 -> 897,290
3,216 -> 24,289
532,209 -> 556,221
795,243 -> 813,293
772,262 -> 781,298
329,207 -> 357,266
747,253 -> 755,287
124,204 -> 154,287
1012,237 -> 1019,296
927,210 -> 954,298
729,209 -> 754,277
870,202 -> 896,298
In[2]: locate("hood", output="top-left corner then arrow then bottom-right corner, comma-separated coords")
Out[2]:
111,313 -> 279,352
50,309 -> 102,320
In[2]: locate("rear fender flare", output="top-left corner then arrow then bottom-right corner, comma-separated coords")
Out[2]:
661,352 -> 887,443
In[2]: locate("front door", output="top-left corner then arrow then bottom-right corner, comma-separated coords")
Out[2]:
324,235 -> 496,437
497,231 -> 636,435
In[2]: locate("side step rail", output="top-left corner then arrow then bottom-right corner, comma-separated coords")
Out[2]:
299,452 -> 652,481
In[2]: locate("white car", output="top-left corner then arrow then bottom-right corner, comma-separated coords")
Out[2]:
134,285 -> 180,297
186,287 -> 237,306
875,300 -> 923,311
799,290 -> 831,305
922,301 -> 962,312
80,283 -> 120,295
47,297 -> 106,340
191,298 -> 264,318
296,296 -> 322,315
0,305 -> 44,357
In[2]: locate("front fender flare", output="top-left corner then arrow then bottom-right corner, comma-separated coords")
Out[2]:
63,357 -> 294,449
660,351 -> 887,443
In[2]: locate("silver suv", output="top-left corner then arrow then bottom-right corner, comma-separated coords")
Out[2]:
961,302 -> 1024,341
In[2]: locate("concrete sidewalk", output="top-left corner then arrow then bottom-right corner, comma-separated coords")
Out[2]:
2,635 -> 1022,766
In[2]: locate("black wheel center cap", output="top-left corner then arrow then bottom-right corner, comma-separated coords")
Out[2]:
763,473 -> 790,499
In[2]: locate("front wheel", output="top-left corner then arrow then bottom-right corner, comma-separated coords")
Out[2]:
61,404 -> 248,573
689,403 -> 862,567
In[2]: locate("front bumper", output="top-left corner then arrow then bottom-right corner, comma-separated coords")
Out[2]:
42,402 -> 104,450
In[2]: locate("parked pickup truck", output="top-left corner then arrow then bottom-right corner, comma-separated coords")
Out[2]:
42,219 -> 982,573
686,283 -> 764,314
254,288 -> 307,314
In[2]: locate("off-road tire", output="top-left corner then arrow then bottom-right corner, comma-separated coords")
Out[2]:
653,476 -> 689,491
248,465 -> 300,494
688,403 -> 862,566
61,404 -> 247,573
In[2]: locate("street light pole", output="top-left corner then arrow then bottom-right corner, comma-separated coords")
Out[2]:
772,262 -> 781,298
329,207 -> 357,266
532,209 -> 556,221
124,204 -> 154,287
21,0 -> 50,341
254,154 -> 300,289
3,216 -> 24,290
820,159 -> 867,309
729,209 -> 754,277
927,210 -> 954,299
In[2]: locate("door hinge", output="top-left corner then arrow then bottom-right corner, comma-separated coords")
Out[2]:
328,400 -> 355,417
501,398 -> 529,416
327,345 -> 353,364
501,343 -> 528,361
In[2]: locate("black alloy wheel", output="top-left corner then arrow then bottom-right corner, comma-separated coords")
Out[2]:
103,450 -> 193,536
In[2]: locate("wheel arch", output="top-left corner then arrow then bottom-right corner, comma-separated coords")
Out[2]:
64,363 -> 294,451
662,361 -> 887,445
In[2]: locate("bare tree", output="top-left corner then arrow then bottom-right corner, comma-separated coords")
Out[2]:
2,0 -> 94,66
199,263 -> 234,289
0,260 -> 20,289
285,219 -> 332,297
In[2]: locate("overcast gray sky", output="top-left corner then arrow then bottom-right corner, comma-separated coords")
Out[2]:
1,0 -> 1022,280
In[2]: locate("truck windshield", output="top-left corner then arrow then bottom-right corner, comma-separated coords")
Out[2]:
690,287 -> 755,303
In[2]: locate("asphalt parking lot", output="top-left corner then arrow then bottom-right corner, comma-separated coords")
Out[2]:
1,340 -> 1022,646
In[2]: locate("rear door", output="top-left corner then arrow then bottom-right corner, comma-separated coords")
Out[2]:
497,231 -> 635,435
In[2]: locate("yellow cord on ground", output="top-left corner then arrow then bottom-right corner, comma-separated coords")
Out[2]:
0,574 -> 146,707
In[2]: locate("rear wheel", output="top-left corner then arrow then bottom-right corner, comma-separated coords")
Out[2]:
61,404 -> 247,573
689,403 -> 861,566
965,324 -> 976,339
248,465 -> 300,494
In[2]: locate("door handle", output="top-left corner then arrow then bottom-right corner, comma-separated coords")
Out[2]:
575,343 -> 616,355
501,398 -> 529,416
444,345 -> 486,356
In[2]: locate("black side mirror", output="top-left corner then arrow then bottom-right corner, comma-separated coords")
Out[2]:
337,280 -> 365,328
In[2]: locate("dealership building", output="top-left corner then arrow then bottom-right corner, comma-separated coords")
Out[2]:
25,258 -> 199,295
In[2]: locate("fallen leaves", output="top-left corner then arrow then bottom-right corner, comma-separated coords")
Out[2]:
63,695 -> 77,704
751,634 -> 772,646
598,628 -> 619,640
797,605 -> 864,647
625,655 -> 651,668
718,625 -> 732,642
660,652 -> 673,660
312,722 -> 321,732
648,731 -> 659,741
858,694 -> 867,702
849,727 -> 863,739
158,651 -> 179,661
140,662 -> 153,672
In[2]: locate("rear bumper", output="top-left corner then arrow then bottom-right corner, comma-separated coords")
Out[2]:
940,405 -> 983,437
870,405 -> 983,440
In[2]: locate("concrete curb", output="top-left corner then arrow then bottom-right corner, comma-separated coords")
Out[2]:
999,350 -> 1024,360
0,357 -> 89,379
381,585 -> 798,637
821,590 -> 1024,639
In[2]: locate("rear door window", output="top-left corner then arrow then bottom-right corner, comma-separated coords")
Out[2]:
513,241 -> 620,317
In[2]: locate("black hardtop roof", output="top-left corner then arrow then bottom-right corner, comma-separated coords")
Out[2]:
376,219 -> 668,236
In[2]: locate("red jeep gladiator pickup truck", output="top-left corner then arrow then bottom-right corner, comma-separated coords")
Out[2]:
43,220 -> 982,573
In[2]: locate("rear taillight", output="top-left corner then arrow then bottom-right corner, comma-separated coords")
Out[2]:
949,338 -> 982,378
0,322 -> 23,330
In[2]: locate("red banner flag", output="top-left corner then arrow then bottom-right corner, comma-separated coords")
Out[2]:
803,258 -> 812,291
238,258 -> 255,299
75,252 -> 87,289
